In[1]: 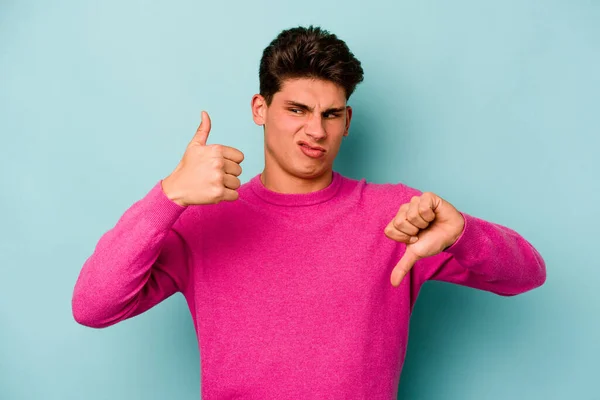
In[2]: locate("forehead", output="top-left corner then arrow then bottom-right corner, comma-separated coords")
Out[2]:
273,78 -> 346,107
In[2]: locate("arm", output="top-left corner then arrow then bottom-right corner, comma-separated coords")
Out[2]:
72,111 -> 245,328
414,212 -> 547,296
385,188 -> 546,295
71,181 -> 190,328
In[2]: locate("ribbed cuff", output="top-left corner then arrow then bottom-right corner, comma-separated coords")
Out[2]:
443,211 -> 471,254
142,180 -> 188,231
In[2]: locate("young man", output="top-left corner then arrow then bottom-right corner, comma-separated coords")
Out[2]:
72,26 -> 546,398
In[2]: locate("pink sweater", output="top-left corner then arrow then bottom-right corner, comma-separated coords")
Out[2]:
72,171 -> 546,399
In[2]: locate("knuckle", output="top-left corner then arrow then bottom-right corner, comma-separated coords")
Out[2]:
212,169 -> 224,183
407,211 -> 419,223
212,185 -> 225,198
212,157 -> 225,169
392,218 -> 404,230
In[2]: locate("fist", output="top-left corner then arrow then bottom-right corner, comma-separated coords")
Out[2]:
161,111 -> 245,206
384,192 -> 465,287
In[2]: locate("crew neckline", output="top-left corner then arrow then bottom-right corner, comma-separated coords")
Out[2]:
248,171 -> 343,206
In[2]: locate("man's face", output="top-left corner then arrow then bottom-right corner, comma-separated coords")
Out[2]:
252,78 -> 353,181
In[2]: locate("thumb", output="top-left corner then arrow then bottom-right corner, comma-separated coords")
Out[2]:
191,110 -> 211,145
391,248 -> 419,287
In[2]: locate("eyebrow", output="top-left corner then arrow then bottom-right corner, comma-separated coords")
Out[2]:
284,101 -> 346,114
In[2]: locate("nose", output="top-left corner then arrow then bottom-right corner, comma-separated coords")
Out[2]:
305,113 -> 327,141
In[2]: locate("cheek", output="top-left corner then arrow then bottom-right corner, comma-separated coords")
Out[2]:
281,116 -> 304,134
265,117 -> 300,150
270,116 -> 303,139
324,118 -> 345,133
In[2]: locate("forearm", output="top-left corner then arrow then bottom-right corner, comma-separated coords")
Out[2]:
72,181 -> 188,328
424,212 -> 547,296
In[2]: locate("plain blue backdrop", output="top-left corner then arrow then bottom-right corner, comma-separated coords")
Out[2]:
1,0 -> 598,399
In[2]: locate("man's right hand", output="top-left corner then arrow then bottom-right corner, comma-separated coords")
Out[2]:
161,111 -> 245,207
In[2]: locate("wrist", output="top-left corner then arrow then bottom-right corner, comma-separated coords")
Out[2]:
444,212 -> 466,251
161,175 -> 187,207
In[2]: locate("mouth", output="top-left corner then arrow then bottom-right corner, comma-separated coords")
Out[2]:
298,141 -> 326,159
298,141 -> 326,152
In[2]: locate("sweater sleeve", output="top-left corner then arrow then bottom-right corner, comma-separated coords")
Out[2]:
72,180 -> 191,328
412,212 -> 547,296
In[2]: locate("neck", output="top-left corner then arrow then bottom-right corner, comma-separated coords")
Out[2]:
260,167 -> 333,194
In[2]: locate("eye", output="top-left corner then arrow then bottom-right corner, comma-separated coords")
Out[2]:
324,113 -> 341,119
289,108 -> 303,114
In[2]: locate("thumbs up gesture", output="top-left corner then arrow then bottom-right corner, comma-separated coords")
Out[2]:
384,192 -> 465,287
161,111 -> 245,207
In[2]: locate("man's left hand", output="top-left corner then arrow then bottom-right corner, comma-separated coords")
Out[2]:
384,192 -> 465,287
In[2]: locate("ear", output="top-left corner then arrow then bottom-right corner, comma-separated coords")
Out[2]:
343,105 -> 353,137
251,94 -> 267,125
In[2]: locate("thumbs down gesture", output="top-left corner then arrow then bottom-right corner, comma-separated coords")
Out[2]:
384,192 -> 465,287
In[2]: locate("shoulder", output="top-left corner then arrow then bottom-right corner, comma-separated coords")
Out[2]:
332,173 -> 425,227
340,173 -> 423,205
364,179 -> 422,199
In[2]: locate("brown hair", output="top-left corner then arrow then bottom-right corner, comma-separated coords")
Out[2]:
259,25 -> 364,105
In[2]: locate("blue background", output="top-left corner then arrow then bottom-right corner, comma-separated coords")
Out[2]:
2,0 -> 598,398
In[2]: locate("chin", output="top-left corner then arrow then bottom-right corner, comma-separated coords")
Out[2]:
289,164 -> 331,180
